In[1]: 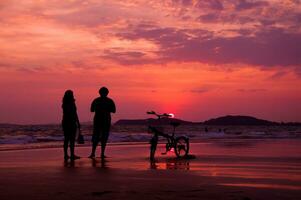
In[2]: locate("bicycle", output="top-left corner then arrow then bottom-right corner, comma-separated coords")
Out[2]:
147,111 -> 189,160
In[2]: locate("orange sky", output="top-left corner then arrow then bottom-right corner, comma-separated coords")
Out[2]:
0,0 -> 301,124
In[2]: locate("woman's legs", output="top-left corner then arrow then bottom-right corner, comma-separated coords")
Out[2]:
63,126 -> 70,160
70,135 -> 75,158
63,137 -> 69,160
70,127 -> 80,160
63,125 -> 79,160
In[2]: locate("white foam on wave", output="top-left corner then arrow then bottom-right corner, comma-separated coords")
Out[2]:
0,125 -> 301,146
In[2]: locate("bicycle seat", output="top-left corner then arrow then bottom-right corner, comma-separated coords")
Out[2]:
170,122 -> 180,127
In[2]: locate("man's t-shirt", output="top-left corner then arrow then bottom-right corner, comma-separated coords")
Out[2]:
91,97 -> 116,124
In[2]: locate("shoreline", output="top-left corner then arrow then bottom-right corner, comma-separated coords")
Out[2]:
1,137 -> 301,152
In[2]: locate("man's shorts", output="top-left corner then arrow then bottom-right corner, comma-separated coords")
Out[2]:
92,123 -> 111,144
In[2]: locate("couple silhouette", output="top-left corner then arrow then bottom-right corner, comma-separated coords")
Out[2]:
62,87 -> 116,161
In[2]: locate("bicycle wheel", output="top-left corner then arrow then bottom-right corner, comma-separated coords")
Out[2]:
175,136 -> 189,158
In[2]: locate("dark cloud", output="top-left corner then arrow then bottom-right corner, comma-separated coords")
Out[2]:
102,50 -> 152,65
196,2 -> 300,28
295,67 -> 301,78
237,88 -> 267,92
0,61 -> 11,68
235,0 -> 269,11
16,66 -> 48,73
117,25 -> 301,67
190,89 -> 210,93
198,13 -> 220,23
172,0 -> 194,6
197,12 -> 256,24
268,71 -> 288,80
189,84 -> 216,93
260,19 -> 276,26
173,0 -> 224,10
195,0 -> 224,10
164,28 -> 301,66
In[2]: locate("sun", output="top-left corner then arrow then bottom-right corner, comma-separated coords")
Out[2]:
169,113 -> 175,118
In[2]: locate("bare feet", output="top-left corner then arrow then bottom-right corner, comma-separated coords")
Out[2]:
88,154 -> 95,159
64,155 -> 70,161
70,155 -> 80,160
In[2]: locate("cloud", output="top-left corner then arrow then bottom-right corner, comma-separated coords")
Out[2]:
195,0 -> 224,10
237,88 -> 267,92
1,0 -> 301,72
189,83 -> 217,94
295,67 -> 301,78
190,88 -> 211,93
0,61 -> 12,68
235,0 -> 269,11
172,0 -> 194,6
117,25 -> 301,67
49,3 -> 123,27
173,0 -> 224,10
268,71 -> 288,79
198,13 -> 220,23
102,50 -> 153,65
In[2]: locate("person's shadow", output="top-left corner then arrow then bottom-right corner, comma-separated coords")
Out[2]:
91,158 -> 108,169
64,160 -> 75,168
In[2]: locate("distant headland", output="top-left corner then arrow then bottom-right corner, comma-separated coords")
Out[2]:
114,115 -> 301,126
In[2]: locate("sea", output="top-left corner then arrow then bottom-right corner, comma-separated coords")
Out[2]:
1,123 -> 301,151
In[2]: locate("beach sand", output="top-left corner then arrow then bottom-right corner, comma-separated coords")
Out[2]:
0,139 -> 301,200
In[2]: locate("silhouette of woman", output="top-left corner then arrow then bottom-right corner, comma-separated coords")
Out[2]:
62,90 -> 81,161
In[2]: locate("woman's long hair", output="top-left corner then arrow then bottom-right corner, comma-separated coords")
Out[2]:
62,90 -> 75,106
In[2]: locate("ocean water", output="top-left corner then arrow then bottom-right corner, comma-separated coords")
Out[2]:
0,124 -> 301,150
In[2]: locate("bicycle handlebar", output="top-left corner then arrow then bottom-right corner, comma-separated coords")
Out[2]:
146,111 -> 172,119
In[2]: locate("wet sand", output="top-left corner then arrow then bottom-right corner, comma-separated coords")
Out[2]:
0,139 -> 301,200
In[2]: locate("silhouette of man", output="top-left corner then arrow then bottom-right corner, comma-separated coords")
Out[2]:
89,87 -> 116,159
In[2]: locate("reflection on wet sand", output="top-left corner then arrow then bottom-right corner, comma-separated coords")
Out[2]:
150,158 -> 191,170
63,157 -> 109,169
220,183 -> 301,190
64,160 -> 75,168
5,140 -> 298,193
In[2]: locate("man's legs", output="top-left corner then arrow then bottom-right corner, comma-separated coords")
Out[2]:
100,132 -> 109,158
150,134 -> 158,161
89,140 -> 99,158
89,125 -> 100,158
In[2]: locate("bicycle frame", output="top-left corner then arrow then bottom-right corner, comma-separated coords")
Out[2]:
148,125 -> 174,140
147,111 -> 189,160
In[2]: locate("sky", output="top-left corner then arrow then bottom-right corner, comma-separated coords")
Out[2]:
0,0 -> 301,124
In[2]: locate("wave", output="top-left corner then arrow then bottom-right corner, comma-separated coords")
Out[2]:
1,125 -> 301,147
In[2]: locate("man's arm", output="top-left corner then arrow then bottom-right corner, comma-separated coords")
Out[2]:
111,100 -> 116,113
90,99 -> 95,112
